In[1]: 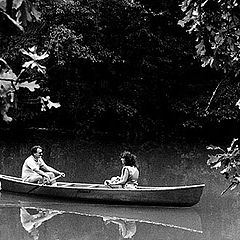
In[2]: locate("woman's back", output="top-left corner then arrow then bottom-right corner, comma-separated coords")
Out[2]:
123,166 -> 139,189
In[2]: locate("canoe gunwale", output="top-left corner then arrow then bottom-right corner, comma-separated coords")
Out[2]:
0,174 -> 205,191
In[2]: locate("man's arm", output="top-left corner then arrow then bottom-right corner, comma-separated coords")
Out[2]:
40,159 -> 65,176
25,158 -> 50,179
33,168 -> 51,179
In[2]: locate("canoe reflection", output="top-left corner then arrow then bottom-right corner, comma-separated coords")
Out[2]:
17,204 -> 202,240
0,193 -> 203,240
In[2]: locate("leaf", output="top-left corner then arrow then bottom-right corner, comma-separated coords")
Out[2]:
236,99 -> 240,109
29,46 -> 37,53
22,60 -> 34,68
2,114 -> 12,122
0,70 -> 17,80
211,161 -> 221,169
230,183 -> 238,191
177,20 -> 185,27
47,100 -> 61,109
35,63 -> 46,74
0,59 -> 17,81
201,0 -> 209,7
0,0 -> 6,11
235,176 -> 240,182
227,138 -> 238,152
18,80 -> 40,92
13,0 -> 24,9
0,81 -> 14,98
20,48 -> 49,61
16,0 -> 41,26
206,145 -> 224,152
207,154 -> 221,165
31,5 -> 41,21
196,40 -> 206,56
41,96 -> 61,110
35,52 -> 49,61
21,47 -> 48,74
220,166 -> 231,174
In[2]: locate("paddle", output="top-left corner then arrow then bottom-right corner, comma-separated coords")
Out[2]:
27,174 -> 63,194
221,176 -> 240,196
221,182 -> 235,196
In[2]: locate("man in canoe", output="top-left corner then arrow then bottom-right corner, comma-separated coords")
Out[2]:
104,151 -> 139,189
22,145 -> 65,184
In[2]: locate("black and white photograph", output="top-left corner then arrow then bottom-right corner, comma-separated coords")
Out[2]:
0,0 -> 240,239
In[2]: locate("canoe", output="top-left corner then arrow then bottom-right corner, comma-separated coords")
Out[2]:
0,174 -> 205,207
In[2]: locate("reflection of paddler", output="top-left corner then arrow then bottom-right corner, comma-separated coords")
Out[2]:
20,207 -> 63,240
103,217 -> 136,239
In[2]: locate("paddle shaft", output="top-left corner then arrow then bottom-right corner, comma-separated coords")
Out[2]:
221,182 -> 236,196
27,174 -> 63,194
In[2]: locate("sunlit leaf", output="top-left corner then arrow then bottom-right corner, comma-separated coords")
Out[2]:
18,80 -> 40,92
206,138 -> 240,194
0,70 -> 17,80
13,0 -> 24,9
236,99 -> 240,109
31,5 -> 41,21
227,138 -> 239,152
2,114 -> 12,122
206,145 -> 224,151
29,46 -> 37,53
235,176 -> 240,182
0,0 -> 6,11
220,166 -> 231,174
230,183 -> 238,191
207,154 -> 220,165
0,59 -> 17,93
22,60 -> 34,68
35,63 -> 46,74
16,0 -> 41,27
40,96 -> 61,111
21,47 -> 48,74
47,100 -> 61,109
211,161 -> 221,169
20,48 -> 49,61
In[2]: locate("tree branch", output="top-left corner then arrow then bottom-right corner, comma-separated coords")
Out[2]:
205,79 -> 224,113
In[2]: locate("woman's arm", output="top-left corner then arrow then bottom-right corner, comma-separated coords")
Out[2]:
110,167 -> 129,185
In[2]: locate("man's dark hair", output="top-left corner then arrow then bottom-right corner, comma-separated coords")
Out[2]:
31,145 -> 42,155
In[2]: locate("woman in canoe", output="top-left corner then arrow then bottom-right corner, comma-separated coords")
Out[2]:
104,151 -> 139,189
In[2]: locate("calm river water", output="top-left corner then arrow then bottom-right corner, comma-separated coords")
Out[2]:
0,130 -> 239,240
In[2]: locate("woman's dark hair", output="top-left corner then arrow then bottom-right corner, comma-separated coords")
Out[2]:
31,145 -> 42,155
120,151 -> 137,167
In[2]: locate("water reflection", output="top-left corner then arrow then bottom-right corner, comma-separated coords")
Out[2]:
20,207 -> 63,240
0,193 -> 203,240
103,217 -> 136,239
3,192 -> 240,240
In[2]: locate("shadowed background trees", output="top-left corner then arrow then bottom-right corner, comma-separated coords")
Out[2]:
0,0 -> 238,142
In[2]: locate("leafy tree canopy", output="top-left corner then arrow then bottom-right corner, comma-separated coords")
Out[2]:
179,0 -> 240,76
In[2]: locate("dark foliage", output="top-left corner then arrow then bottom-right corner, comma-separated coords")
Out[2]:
1,0 -> 237,142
